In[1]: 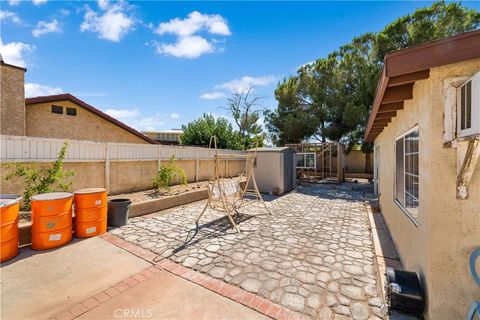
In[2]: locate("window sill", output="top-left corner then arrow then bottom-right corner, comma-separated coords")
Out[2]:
394,199 -> 420,228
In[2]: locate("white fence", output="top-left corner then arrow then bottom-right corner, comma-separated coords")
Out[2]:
0,135 -> 245,162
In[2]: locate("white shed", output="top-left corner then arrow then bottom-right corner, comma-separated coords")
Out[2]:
249,147 -> 296,195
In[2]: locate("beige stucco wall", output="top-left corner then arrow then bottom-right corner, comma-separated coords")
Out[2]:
1,159 -> 247,199
345,150 -> 372,173
0,63 -> 26,136
375,58 -> 480,319
26,100 -> 150,144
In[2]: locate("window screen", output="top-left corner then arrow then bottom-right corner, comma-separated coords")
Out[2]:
395,127 -> 419,224
296,153 -> 316,168
51,105 -> 63,114
66,107 -> 77,116
395,138 -> 404,205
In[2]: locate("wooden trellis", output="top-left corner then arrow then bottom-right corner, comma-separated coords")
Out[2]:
196,137 -> 272,232
286,142 -> 345,183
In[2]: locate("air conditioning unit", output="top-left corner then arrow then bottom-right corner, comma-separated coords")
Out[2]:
385,268 -> 425,317
457,71 -> 480,138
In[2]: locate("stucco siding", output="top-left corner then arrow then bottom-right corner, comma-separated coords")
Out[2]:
375,58 -> 480,319
26,100 -> 149,144
0,64 -> 26,136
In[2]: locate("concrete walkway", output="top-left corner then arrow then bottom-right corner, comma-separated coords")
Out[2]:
1,237 -> 150,320
0,237 -> 266,320
77,269 -> 268,320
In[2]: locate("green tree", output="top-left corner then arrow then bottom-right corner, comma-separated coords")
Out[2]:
2,141 -> 74,210
264,76 -> 317,145
265,1 -> 480,149
374,1 -> 480,61
180,113 -> 243,150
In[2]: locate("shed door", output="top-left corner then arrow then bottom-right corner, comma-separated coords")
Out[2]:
284,151 -> 294,192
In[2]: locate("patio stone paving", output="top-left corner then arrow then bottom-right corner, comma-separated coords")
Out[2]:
110,184 -> 384,319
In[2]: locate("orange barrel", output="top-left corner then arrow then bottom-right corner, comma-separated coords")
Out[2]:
74,188 -> 107,238
0,195 -> 22,262
31,192 -> 73,250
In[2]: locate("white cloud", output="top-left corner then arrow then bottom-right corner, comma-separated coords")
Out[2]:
155,11 -> 230,37
32,19 -> 61,37
103,107 -> 140,119
25,83 -> 64,98
0,38 -> 35,67
154,35 -> 213,59
8,0 -> 20,6
80,0 -> 135,42
59,9 -> 70,16
0,11 -> 22,24
32,0 -> 47,5
98,0 -> 110,10
200,91 -> 226,100
215,75 -> 278,93
170,113 -> 180,119
103,107 -> 177,131
152,11 -> 230,59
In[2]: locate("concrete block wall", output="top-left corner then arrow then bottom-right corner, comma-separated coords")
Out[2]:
0,159 -> 246,200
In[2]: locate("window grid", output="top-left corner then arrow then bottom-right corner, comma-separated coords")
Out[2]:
395,127 -> 419,225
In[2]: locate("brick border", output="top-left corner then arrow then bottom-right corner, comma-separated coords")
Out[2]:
100,233 -> 307,320
100,233 -> 159,263
51,266 -> 161,320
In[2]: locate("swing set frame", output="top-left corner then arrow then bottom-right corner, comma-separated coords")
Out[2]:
196,136 -> 272,233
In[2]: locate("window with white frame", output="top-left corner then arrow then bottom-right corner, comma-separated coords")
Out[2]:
296,153 -> 316,169
457,71 -> 480,138
395,127 -> 419,225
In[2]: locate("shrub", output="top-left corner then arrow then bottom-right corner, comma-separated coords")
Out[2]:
153,156 -> 188,192
2,141 -> 74,210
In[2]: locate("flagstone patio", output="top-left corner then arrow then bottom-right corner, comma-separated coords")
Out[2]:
110,183 -> 384,319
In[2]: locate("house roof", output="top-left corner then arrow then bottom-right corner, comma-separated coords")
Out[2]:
0,60 -> 27,72
364,29 -> 480,143
25,93 -> 158,144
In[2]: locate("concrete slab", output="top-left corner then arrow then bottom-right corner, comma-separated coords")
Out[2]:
78,269 -> 268,320
1,237 -> 151,320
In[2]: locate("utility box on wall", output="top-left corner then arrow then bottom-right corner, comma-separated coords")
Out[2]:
249,147 -> 296,195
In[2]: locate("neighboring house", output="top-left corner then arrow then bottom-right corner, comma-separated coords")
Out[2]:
0,59 -> 156,144
0,58 -> 26,136
26,94 -> 156,144
143,129 -> 182,145
364,30 -> 480,319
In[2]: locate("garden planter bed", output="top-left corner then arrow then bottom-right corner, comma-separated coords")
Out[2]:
17,182 -> 211,246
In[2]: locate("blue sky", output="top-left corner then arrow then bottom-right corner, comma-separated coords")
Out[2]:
1,1 -> 478,132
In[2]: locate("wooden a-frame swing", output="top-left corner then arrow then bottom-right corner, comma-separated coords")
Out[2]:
196,136 -> 272,233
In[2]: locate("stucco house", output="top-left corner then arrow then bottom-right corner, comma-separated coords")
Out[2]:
25,94 -> 157,144
0,59 -> 156,144
364,30 -> 480,319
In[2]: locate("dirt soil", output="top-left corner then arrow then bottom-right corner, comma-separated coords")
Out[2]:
18,181 -> 211,224
108,181 -> 209,204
